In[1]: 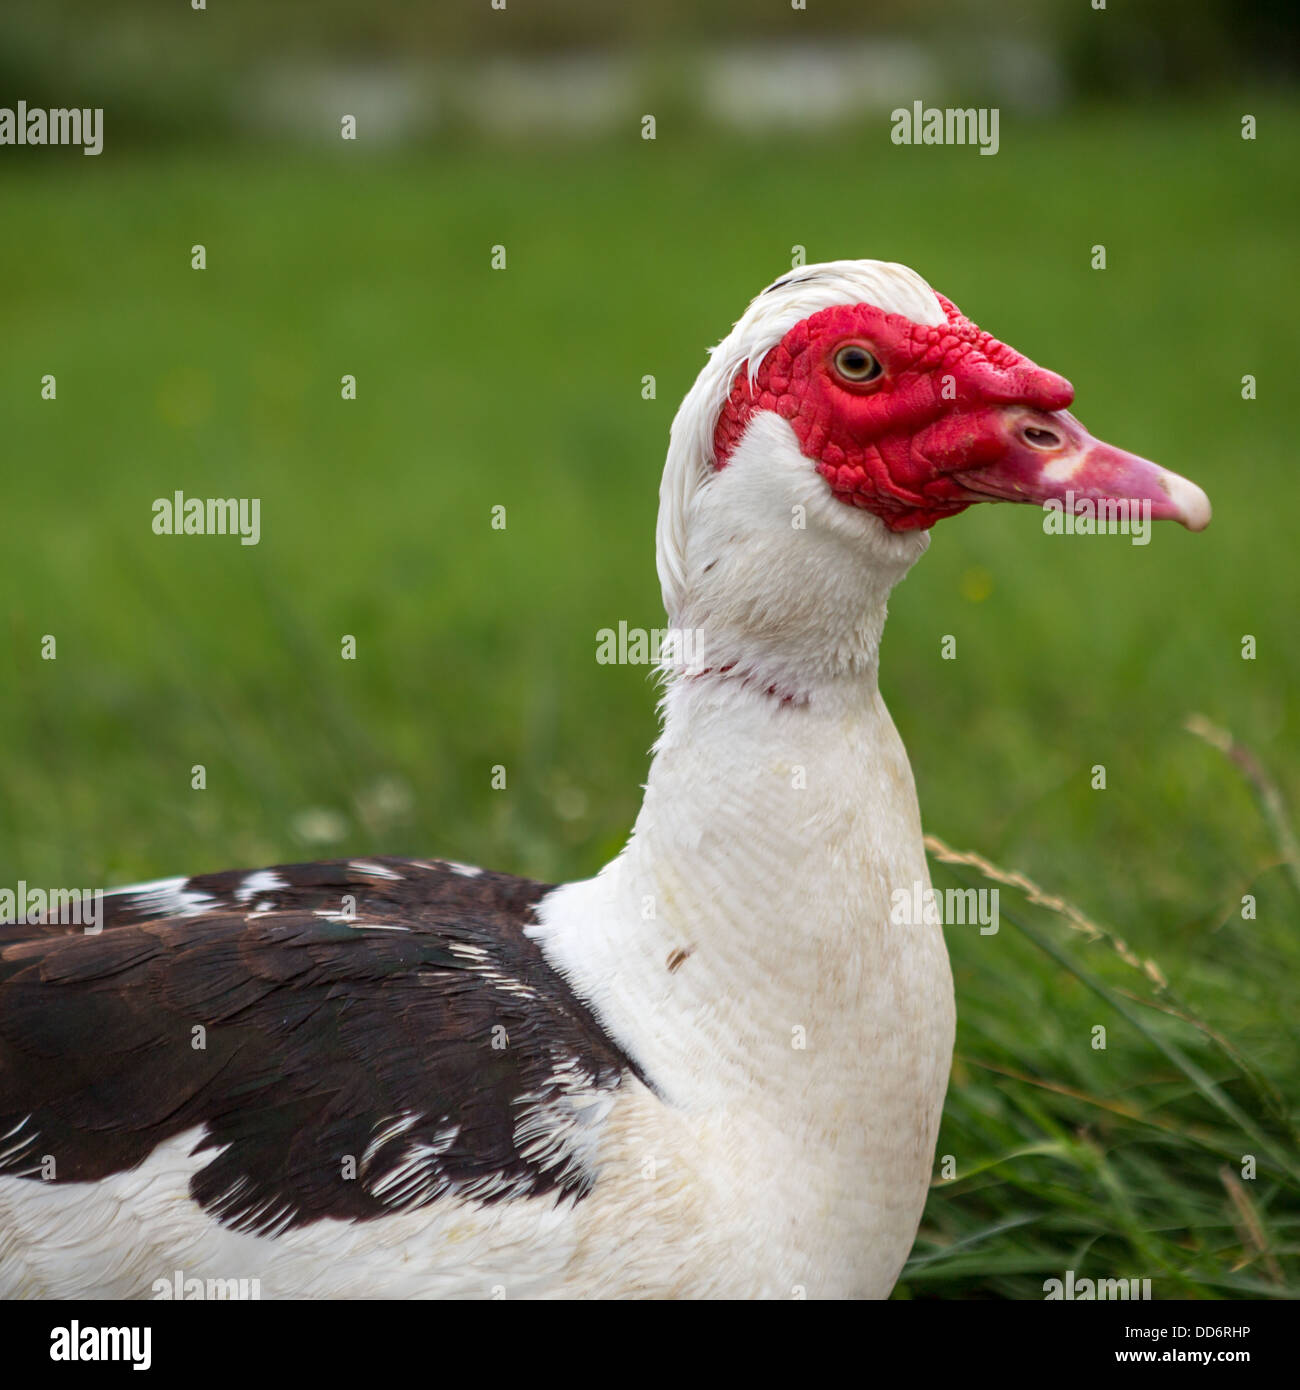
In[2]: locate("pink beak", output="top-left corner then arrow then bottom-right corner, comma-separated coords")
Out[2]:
947,407 -> 1212,531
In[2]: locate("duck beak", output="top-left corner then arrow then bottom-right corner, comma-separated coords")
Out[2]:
948,407 -> 1212,532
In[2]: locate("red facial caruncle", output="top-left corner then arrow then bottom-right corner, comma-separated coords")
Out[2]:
711,294 -> 1211,533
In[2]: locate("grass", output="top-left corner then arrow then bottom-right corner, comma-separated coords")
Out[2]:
1,98 -> 1297,1297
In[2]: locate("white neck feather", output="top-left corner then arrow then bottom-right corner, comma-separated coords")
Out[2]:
663,411 -> 928,699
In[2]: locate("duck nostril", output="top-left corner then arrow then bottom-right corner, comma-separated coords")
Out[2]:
1022,426 -> 1062,450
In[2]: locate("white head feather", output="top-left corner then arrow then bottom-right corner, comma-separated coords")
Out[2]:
655,260 -> 946,622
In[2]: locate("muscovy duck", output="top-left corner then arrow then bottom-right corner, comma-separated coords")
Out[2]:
0,260 -> 1210,1299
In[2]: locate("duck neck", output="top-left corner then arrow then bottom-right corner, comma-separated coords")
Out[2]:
534,648 -> 952,1124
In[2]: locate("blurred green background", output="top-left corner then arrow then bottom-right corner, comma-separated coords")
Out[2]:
2,0 -> 1297,1298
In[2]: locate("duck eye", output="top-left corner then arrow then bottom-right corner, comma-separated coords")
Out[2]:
1022,425 -> 1063,450
833,344 -> 883,384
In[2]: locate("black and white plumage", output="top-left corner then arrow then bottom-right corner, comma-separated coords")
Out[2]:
0,859 -> 640,1239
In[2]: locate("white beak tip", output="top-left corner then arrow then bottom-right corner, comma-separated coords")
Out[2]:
1162,472 -> 1212,532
